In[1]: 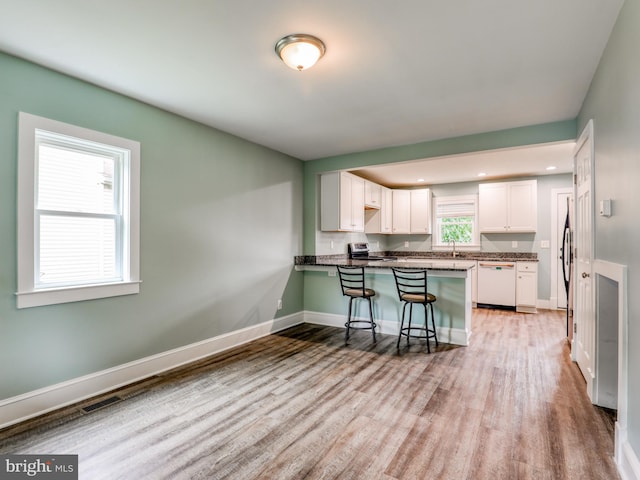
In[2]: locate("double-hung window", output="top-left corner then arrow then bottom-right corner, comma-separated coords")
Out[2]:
17,112 -> 140,308
433,195 -> 480,249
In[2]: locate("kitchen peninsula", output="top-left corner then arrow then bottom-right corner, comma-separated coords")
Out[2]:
295,251 -> 537,347
296,254 -> 475,346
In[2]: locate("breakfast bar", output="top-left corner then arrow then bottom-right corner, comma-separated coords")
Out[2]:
296,256 -> 474,346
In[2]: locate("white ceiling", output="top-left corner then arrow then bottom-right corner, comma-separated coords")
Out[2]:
351,140 -> 575,187
0,0 -> 623,163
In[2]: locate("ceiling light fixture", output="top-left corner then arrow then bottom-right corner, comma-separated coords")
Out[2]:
417,178 -> 425,182
275,34 -> 326,71
477,172 -> 487,177
546,166 -> 557,171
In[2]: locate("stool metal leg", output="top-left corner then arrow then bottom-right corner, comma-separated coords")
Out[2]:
423,303 -> 431,353
367,297 -> 376,342
397,302 -> 408,348
345,297 -> 354,343
407,303 -> 413,346
430,302 -> 438,347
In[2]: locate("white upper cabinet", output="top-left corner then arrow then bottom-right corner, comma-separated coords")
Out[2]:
320,172 -> 365,232
479,180 -> 537,233
365,185 -> 392,234
391,190 -> 411,234
364,180 -> 381,209
380,187 -> 393,234
321,176 -> 433,235
410,188 -> 432,234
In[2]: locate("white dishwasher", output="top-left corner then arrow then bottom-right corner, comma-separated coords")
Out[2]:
477,261 -> 516,307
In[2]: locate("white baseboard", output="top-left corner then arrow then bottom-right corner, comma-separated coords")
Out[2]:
303,310 -> 470,346
536,299 -> 552,310
617,423 -> 640,480
0,312 -> 304,429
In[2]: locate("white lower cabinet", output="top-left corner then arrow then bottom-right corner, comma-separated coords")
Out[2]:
516,262 -> 538,313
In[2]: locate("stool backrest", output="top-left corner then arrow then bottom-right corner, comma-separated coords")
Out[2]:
336,266 -> 366,296
391,268 -> 428,300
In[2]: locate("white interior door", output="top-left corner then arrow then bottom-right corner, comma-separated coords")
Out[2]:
573,120 -> 595,401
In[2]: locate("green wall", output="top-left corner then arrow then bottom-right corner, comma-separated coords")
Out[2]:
0,52 -> 304,399
578,0 -> 640,454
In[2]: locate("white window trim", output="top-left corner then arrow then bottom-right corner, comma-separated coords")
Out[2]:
432,194 -> 481,251
16,112 -> 141,308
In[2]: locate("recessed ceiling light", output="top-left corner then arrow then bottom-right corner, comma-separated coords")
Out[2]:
477,172 -> 487,177
546,166 -> 557,171
417,178 -> 425,182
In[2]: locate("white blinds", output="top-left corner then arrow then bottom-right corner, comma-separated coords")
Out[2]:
435,199 -> 475,217
35,135 -> 123,287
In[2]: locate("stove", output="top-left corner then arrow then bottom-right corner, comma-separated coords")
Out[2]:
348,242 -> 396,261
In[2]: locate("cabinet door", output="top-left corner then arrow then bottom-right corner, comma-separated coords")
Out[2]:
320,172 -> 340,231
380,187 -> 393,234
350,175 -> 365,232
410,189 -> 432,234
364,181 -> 381,209
339,172 -> 353,230
516,271 -> 537,307
508,181 -> 537,232
392,190 -> 410,234
478,183 -> 508,232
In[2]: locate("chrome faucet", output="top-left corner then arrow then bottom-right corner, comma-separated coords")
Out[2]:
450,240 -> 458,258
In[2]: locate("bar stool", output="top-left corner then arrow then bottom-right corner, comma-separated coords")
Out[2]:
391,268 -> 438,352
336,266 -> 377,343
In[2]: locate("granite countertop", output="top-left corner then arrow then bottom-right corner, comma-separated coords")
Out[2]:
295,251 -> 537,270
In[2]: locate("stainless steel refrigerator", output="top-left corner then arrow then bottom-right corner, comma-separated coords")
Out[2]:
560,197 -> 574,339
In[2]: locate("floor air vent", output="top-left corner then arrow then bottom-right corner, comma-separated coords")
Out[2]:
80,395 -> 123,413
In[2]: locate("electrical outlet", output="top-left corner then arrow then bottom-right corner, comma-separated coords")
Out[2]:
328,270 -> 337,277
540,240 -> 550,249
330,240 -> 334,249
277,299 -> 283,310
512,241 -> 518,248
404,241 -> 409,248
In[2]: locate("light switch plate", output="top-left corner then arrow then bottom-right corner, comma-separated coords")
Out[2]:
541,240 -> 550,249
512,241 -> 518,248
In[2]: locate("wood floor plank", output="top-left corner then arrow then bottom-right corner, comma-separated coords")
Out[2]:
0,309 -> 620,479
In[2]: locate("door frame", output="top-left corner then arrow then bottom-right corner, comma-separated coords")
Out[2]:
550,187 -> 574,310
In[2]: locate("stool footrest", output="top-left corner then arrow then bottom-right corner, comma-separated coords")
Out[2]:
345,320 -> 377,331
399,326 -> 437,340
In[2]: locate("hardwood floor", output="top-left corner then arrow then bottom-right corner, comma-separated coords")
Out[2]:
0,309 -> 619,479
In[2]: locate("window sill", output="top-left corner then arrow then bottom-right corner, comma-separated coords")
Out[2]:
16,281 -> 141,309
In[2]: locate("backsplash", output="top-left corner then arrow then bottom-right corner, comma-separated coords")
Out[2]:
315,230 -> 536,256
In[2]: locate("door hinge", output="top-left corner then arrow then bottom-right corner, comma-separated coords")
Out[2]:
574,323 -> 577,334
574,173 -> 577,185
